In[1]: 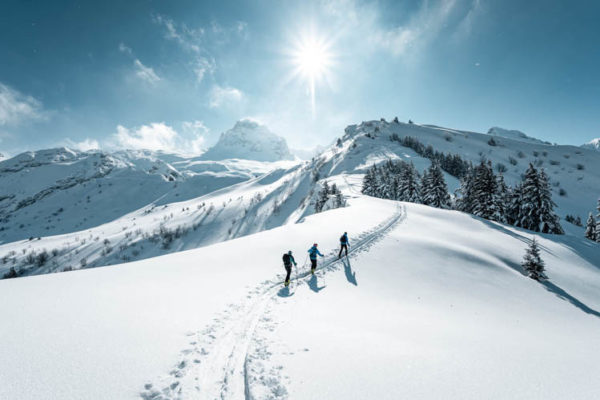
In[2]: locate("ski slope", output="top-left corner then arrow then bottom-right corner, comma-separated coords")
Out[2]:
1,189 -> 599,399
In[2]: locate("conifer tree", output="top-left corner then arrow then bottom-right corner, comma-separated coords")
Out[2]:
585,213 -> 596,241
362,165 -> 377,196
471,161 -> 499,221
421,162 -> 450,209
521,238 -> 547,281
505,183 -> 523,226
596,199 -> 600,243
315,181 -> 331,212
398,162 -> 421,203
518,163 -> 542,230
335,191 -> 345,208
456,166 -> 475,213
538,169 -> 563,234
494,173 -> 509,223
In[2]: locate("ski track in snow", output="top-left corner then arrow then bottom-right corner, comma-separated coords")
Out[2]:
140,204 -> 406,400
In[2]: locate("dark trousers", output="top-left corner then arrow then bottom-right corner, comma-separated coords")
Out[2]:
339,244 -> 348,258
310,258 -> 317,270
284,265 -> 292,282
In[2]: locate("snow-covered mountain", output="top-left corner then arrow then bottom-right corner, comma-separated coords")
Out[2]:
201,119 -> 295,162
0,147 -> 279,244
582,138 -> 600,151
2,119 -> 600,279
0,148 -> 312,275
321,119 -> 600,220
485,126 -> 550,145
1,117 -> 600,399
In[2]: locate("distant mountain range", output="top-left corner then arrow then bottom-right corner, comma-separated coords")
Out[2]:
2,118 -> 600,278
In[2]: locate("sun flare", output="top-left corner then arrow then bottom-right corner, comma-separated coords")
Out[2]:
293,38 -> 331,82
289,33 -> 334,117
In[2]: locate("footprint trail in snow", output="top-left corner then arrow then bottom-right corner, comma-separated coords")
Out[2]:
140,204 -> 405,400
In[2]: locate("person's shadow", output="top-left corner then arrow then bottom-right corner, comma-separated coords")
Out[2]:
342,258 -> 357,286
277,286 -> 294,297
308,274 -> 326,293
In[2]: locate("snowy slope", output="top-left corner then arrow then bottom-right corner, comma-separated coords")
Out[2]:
581,138 -> 600,151
0,157 -> 320,277
1,187 -> 599,399
486,126 -> 551,145
0,147 -> 271,243
200,119 -> 294,162
3,119 -> 600,279
320,120 -> 600,222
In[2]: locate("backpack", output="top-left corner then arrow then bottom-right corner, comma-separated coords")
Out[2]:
283,253 -> 291,265
340,235 -> 345,243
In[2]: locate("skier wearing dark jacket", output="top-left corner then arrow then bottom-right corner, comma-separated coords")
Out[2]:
308,243 -> 324,274
338,232 -> 350,259
282,251 -> 297,287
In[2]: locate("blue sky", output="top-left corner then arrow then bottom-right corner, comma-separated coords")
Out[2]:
1,0 -> 599,155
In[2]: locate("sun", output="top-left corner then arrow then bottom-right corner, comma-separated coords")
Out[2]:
293,37 -> 331,82
289,32 -> 334,117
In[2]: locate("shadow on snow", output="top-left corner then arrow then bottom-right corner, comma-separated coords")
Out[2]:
342,257 -> 357,286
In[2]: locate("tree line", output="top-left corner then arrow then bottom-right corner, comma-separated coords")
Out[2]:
362,159 -> 564,234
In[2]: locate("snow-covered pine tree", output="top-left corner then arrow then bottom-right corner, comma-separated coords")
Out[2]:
315,181 -> 331,213
538,169 -> 564,234
398,162 -> 421,203
361,165 -> 377,196
521,238 -> 547,281
335,191 -> 345,208
455,166 -> 475,213
330,183 -> 339,195
585,213 -> 596,241
374,164 -> 390,198
596,199 -> 600,243
505,183 -> 523,226
494,173 -> 509,223
518,163 -> 542,231
421,162 -> 450,209
420,168 -> 431,203
471,161 -> 499,221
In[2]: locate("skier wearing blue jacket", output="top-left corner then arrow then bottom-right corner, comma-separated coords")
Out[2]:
338,232 -> 350,259
308,243 -> 324,274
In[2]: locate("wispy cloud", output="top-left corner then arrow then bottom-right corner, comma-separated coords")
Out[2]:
109,121 -> 208,154
321,0 -> 478,58
153,14 -> 204,54
373,0 -> 461,56
194,57 -> 216,83
209,85 -> 244,108
118,42 -> 132,55
112,122 -> 177,151
181,120 -> 209,152
133,59 -> 161,84
0,82 -> 46,126
152,14 -> 249,84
